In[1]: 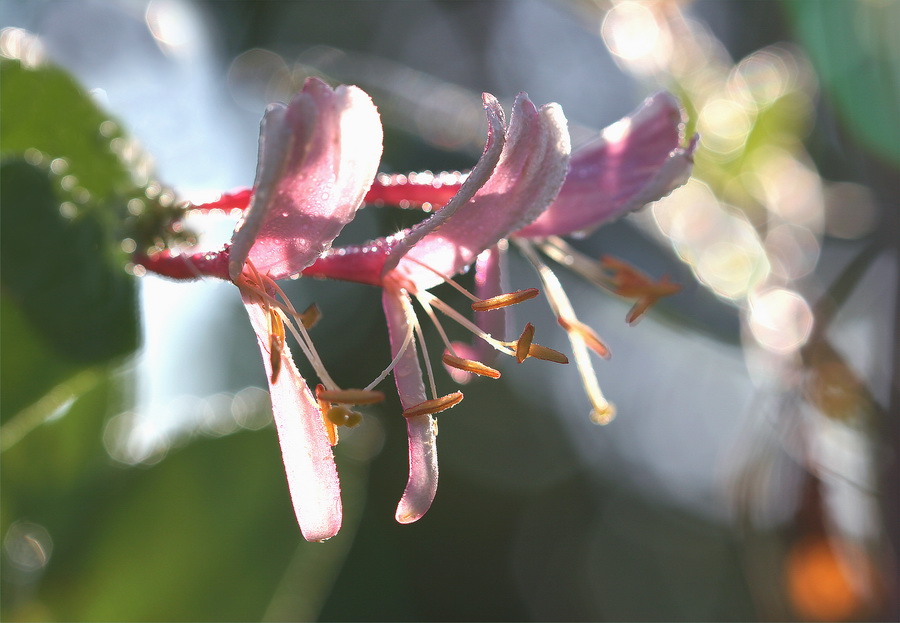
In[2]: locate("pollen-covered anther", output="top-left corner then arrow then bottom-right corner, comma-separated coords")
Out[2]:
402,391 -> 464,418
316,388 -> 385,405
515,322 -> 535,363
558,317 -> 611,359
472,288 -> 539,312
442,352 -> 501,379
299,303 -> 321,329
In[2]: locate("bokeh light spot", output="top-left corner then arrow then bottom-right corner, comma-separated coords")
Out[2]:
749,288 -> 813,354
3,520 -> 53,573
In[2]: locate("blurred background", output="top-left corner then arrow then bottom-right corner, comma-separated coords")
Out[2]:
1,1 -> 897,620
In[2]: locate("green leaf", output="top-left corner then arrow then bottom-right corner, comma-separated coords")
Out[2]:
0,160 -> 137,362
784,0 -> 900,165
0,57 -> 143,427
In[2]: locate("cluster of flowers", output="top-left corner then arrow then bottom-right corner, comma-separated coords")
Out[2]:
138,78 -> 696,541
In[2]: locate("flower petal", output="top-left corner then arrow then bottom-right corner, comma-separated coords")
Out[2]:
382,289 -> 438,524
516,92 -> 696,238
389,93 -> 571,290
242,294 -> 342,542
380,93 -> 507,279
230,77 -> 383,280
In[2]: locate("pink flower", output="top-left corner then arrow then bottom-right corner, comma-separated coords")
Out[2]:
140,77 -> 384,542
376,92 -> 571,522
139,82 -> 573,535
139,86 -> 695,535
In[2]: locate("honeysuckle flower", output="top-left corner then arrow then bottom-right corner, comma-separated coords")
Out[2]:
138,77 -> 384,541
140,85 -> 694,533
139,83 -> 573,532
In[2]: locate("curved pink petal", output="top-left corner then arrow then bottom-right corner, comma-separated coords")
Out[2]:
229,77 -> 383,280
382,289 -> 438,524
242,295 -> 342,542
381,94 -> 507,278
517,92 -> 695,238
390,93 -> 571,291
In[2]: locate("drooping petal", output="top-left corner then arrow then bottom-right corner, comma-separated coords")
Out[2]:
516,92 -> 696,238
389,93 -> 571,290
229,77 -> 383,280
382,289 -> 438,524
242,294 -> 342,542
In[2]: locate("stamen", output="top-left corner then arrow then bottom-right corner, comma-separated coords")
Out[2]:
441,353 -> 501,379
403,255 -> 480,303
268,309 -> 286,383
282,313 -> 338,389
299,303 -> 321,329
414,293 -> 457,356
418,291 -> 515,356
414,319 -> 438,400
315,383 -> 339,446
402,391 -> 464,418
238,260 -> 339,390
363,311 -> 415,391
516,239 -> 615,424
524,343 -> 569,364
515,323 -> 535,363
558,317 -> 610,359
540,236 -> 612,288
472,288 -> 539,311
316,388 -> 385,405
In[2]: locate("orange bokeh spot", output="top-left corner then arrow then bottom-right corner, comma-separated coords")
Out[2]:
785,536 -> 863,621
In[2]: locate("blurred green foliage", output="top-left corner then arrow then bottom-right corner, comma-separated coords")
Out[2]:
1,58 -> 139,419
2,0 -> 896,619
785,0 -> 900,165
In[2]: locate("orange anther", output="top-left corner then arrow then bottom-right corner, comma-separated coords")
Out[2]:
442,352 -> 501,379
600,256 -> 680,323
558,317 -> 611,359
268,309 -> 286,384
472,288 -> 539,311
527,343 -> 569,364
316,388 -> 385,405
515,322 -> 535,363
299,303 -> 321,329
315,384 -> 339,446
402,391 -> 464,418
